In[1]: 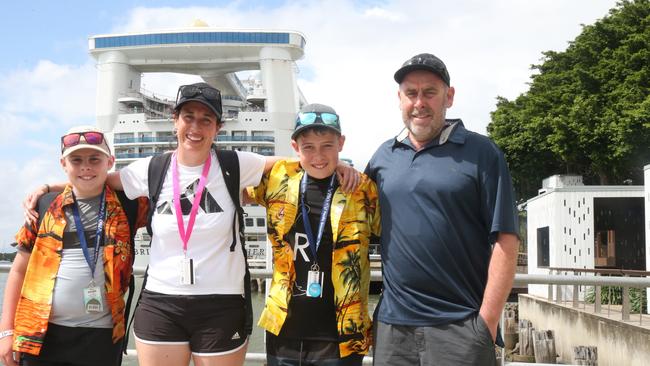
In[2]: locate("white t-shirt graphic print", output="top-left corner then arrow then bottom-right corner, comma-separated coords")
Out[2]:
120,150 -> 265,295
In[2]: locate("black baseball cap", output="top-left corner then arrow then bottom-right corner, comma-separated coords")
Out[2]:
394,53 -> 450,86
292,103 -> 342,140
174,82 -> 223,121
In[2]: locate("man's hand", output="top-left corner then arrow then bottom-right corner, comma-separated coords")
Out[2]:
22,185 -> 49,225
479,232 -> 519,342
335,161 -> 360,193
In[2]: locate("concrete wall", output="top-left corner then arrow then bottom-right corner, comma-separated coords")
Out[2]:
519,294 -> 650,366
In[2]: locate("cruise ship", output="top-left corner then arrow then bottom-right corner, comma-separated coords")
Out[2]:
87,23 -> 307,268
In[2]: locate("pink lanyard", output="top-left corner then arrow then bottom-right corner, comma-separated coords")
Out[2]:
171,151 -> 211,255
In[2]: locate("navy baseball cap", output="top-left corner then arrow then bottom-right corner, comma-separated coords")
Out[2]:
174,82 -> 223,121
394,53 -> 450,86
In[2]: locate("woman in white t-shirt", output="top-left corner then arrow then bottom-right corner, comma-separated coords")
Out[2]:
117,82 -> 266,366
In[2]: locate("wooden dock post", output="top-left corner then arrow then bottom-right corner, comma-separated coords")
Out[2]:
532,329 -> 556,363
518,319 -> 534,357
573,345 -> 597,365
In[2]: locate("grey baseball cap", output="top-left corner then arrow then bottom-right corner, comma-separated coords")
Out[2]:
292,103 -> 341,140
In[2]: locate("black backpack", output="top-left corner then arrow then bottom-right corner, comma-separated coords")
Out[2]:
125,145 -> 253,344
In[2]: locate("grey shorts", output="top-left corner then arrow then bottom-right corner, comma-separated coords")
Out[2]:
373,315 -> 496,366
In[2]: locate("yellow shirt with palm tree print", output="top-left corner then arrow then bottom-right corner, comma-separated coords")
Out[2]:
248,159 -> 380,357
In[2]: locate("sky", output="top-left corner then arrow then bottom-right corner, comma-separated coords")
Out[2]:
0,0 -> 621,247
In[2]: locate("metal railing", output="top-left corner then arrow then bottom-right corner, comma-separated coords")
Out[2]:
544,267 -> 650,324
2,263 -> 649,365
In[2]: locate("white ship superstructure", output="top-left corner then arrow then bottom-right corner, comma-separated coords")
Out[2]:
88,25 -> 307,268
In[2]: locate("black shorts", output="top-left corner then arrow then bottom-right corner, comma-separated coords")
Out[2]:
266,332 -> 363,366
133,289 -> 247,355
20,323 -> 121,366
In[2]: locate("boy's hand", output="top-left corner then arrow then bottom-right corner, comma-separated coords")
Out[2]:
336,161 -> 360,193
0,336 -> 18,366
22,185 -> 49,225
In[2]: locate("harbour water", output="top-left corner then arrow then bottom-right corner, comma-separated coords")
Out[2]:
0,267 -> 380,365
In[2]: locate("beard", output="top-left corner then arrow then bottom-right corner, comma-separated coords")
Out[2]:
404,109 -> 446,144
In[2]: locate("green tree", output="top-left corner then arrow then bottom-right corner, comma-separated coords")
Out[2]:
488,0 -> 650,200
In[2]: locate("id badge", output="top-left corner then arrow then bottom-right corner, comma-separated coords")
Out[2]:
83,284 -> 103,313
306,270 -> 323,298
179,257 -> 195,285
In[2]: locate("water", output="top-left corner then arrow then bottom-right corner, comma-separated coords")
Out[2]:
0,269 -> 380,365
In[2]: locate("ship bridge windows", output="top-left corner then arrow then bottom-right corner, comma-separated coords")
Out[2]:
225,109 -> 239,119
157,131 -> 174,143
251,131 -> 274,143
232,131 -> 247,141
139,132 -> 153,143
114,133 -> 134,144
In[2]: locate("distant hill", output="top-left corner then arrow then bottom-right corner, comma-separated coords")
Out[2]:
0,245 -> 17,262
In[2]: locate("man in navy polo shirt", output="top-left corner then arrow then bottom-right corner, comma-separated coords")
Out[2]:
365,53 -> 519,366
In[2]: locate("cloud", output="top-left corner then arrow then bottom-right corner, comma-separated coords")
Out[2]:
0,156 -> 65,247
0,0 -> 620,245
363,7 -> 404,22
0,60 -> 95,248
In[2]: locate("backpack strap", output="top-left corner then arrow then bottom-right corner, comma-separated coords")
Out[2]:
214,147 -> 253,335
123,152 -> 172,355
146,152 -> 173,236
36,192 -> 60,230
112,190 -> 143,358
214,148 -> 243,252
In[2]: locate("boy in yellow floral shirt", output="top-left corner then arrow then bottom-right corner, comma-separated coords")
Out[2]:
248,104 -> 380,366
0,126 -> 147,366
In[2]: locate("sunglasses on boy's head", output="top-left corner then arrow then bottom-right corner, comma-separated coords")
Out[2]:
175,84 -> 221,105
295,112 -> 340,129
61,132 -> 105,151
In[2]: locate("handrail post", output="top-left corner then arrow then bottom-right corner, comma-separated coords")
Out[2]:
548,269 -> 554,301
556,271 -> 562,303
594,273 -> 601,314
572,270 -> 579,308
622,276 -> 630,321
640,287 -> 643,326
608,284 -> 612,317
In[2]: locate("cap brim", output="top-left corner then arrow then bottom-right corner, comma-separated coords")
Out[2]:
62,144 -> 111,158
175,99 -> 222,120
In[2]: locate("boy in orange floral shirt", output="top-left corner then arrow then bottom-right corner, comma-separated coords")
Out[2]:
0,126 -> 147,366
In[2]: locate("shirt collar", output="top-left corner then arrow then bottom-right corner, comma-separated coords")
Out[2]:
392,118 -> 467,150
61,184 -> 115,207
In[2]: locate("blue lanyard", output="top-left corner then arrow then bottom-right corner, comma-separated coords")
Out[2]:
71,189 -> 106,278
300,174 -> 336,262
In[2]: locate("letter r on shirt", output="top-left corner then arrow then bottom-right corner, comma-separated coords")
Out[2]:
293,232 -> 310,262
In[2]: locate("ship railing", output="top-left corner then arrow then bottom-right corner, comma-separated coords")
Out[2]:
2,264 -> 649,365
114,136 -> 176,144
216,136 -> 275,142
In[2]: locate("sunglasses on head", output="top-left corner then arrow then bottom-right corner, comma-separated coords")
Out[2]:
295,112 -> 340,129
176,84 -> 221,104
61,132 -> 105,151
